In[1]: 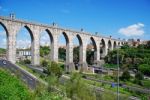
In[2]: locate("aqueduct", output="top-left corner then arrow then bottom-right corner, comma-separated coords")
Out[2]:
0,15 -> 125,71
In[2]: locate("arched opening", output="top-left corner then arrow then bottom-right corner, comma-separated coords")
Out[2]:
40,29 -> 53,62
118,42 -> 120,46
58,32 -> 69,64
108,40 -> 112,52
0,22 -> 8,59
16,26 -> 33,64
86,37 -> 97,66
100,39 -> 106,59
114,41 -> 117,49
73,34 -> 82,70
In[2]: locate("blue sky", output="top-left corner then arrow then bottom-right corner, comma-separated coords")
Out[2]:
0,0 -> 150,48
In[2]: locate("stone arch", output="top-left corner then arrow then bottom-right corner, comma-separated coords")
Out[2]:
72,34 -> 83,70
0,22 -> 9,59
100,38 -> 106,59
58,31 -> 70,62
62,32 -> 69,45
118,42 -> 120,46
23,25 -> 34,41
39,29 -> 54,60
114,41 -> 117,49
86,36 -> 97,65
16,25 -> 34,42
76,34 -> 83,46
16,25 -> 34,63
0,22 -> 9,37
90,37 -> 97,51
45,29 -> 54,43
108,40 -> 112,51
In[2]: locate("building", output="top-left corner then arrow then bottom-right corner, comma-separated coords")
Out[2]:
16,49 -> 31,61
127,38 -> 141,47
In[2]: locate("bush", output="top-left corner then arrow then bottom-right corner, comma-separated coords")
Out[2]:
66,73 -> 96,100
47,61 -> 62,78
134,71 -> 144,85
135,71 -> 144,80
41,60 -> 49,67
33,83 -> 64,100
40,46 -> 50,57
121,69 -> 130,81
138,64 -> 150,76
23,59 -> 31,64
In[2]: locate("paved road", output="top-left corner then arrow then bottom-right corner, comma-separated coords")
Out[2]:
0,59 -> 47,89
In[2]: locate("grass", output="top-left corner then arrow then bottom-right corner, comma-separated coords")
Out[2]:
82,77 -> 130,100
83,78 -> 130,94
0,68 -> 68,100
16,59 -> 150,99
142,79 -> 150,88
16,62 -> 47,82
104,63 -> 117,68
0,68 -> 31,100
82,74 -> 150,99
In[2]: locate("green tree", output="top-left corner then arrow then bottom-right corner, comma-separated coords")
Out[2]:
41,60 -> 49,67
138,64 -> 150,76
73,46 -> 79,63
105,49 -> 125,65
47,61 -> 63,78
142,58 -> 150,65
0,48 -> 6,54
145,41 -> 150,49
134,71 -> 144,85
121,44 -> 129,49
86,49 -> 94,65
59,48 -> 66,61
40,46 -> 50,57
121,69 -> 131,81
23,59 -> 31,64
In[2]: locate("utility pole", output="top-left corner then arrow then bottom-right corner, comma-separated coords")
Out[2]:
117,46 -> 120,100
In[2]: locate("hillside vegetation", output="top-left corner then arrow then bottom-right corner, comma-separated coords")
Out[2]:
0,68 -> 31,100
105,42 -> 150,76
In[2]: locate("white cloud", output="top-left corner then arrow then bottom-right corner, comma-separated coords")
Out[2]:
40,32 -> 51,46
16,40 -> 31,49
118,23 -> 144,37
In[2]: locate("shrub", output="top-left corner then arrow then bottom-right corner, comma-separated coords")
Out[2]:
121,69 -> 131,81
47,61 -> 62,78
66,73 -> 96,100
33,83 -> 64,100
20,59 -> 31,64
138,64 -> 150,76
23,59 -> 31,64
41,60 -> 49,67
134,71 -> 144,85
135,71 -> 144,80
